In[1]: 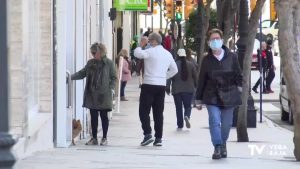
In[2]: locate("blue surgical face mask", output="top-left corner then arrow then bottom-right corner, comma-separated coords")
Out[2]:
209,39 -> 223,51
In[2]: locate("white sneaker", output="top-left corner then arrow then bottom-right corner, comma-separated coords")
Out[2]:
184,116 -> 191,128
100,138 -> 107,146
85,138 -> 98,145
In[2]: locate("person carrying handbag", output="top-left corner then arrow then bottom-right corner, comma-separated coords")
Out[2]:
195,29 -> 243,160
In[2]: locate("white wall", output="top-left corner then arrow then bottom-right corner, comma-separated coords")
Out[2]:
66,0 -> 76,74
9,0 -> 53,158
90,0 -> 98,44
102,0 -> 113,59
139,13 -> 168,33
9,0 -> 27,136
55,0 -> 73,148
122,11 -> 132,52
261,1 -> 271,21
74,0 -> 87,138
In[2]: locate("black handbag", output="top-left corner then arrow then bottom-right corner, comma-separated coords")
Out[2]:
212,70 -> 242,107
217,85 -> 242,106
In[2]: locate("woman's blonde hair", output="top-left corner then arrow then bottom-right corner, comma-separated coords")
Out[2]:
98,43 -> 107,57
117,49 -> 128,58
90,42 -> 107,57
116,49 -> 129,66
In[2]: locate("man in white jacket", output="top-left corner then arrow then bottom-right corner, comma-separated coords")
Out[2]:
134,32 -> 178,146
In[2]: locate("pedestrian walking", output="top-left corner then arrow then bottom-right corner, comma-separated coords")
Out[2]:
195,29 -> 243,159
185,48 -> 198,107
159,29 -> 165,47
130,35 -> 139,75
143,27 -> 152,37
166,48 -> 197,129
71,43 -> 116,146
116,49 -> 132,101
265,39 -> 276,93
252,42 -> 268,93
163,30 -> 173,52
134,32 -> 178,146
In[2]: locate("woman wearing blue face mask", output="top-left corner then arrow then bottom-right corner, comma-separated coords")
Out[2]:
195,29 -> 243,160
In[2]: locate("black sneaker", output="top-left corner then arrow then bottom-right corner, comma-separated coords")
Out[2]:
153,138 -> 162,146
252,88 -> 258,93
221,144 -> 227,158
212,145 -> 222,159
140,134 -> 154,146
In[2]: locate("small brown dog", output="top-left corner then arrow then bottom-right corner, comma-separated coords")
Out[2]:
72,119 -> 82,145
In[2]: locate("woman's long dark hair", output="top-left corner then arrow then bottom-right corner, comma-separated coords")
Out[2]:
180,57 -> 189,81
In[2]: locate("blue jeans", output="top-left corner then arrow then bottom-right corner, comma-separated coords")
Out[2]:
120,81 -> 127,97
206,105 -> 234,146
173,92 -> 193,128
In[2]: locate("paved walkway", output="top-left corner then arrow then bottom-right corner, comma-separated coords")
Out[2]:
15,77 -> 299,169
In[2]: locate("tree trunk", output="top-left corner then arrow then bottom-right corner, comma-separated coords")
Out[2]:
217,0 -> 240,44
276,0 -> 300,161
236,0 -> 250,142
196,0 -> 213,73
216,0 -> 223,28
237,0 -> 266,142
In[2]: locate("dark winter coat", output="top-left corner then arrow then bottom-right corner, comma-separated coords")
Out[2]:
71,56 -> 116,110
169,58 -> 197,95
265,46 -> 274,69
196,46 -> 243,107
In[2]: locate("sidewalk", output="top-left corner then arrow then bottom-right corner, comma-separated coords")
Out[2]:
15,77 -> 299,169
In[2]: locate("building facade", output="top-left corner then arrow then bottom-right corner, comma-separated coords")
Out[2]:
8,0 -> 136,158
9,0 -> 53,157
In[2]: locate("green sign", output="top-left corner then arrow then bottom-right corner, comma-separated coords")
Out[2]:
114,0 -> 149,11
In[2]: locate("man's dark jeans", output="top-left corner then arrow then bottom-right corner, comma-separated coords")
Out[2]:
139,84 -> 165,139
266,68 -> 275,90
253,68 -> 266,91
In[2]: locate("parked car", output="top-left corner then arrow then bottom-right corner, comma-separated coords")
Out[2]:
279,73 -> 294,125
257,20 -> 279,41
273,38 -> 279,56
